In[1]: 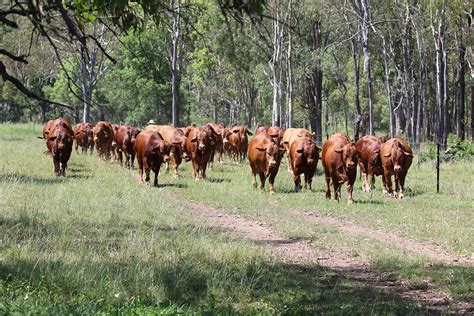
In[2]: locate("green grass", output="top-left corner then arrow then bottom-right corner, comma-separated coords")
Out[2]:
0,123 -> 472,314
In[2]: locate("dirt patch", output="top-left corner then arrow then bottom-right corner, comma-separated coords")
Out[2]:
169,192 -> 472,314
286,209 -> 474,267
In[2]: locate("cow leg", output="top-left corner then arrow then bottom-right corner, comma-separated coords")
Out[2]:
173,162 -> 179,178
268,173 -> 276,194
384,170 -> 393,196
398,171 -> 407,199
251,171 -> 257,189
145,167 -> 151,185
305,172 -> 313,192
131,154 -> 135,169
287,154 -> 292,173
138,158 -> 144,182
324,175 -> 331,199
153,164 -> 161,187
75,141 -> 79,154
124,150 -> 130,169
118,149 -> 123,166
293,173 -> 301,192
394,173 -> 400,198
54,158 -> 60,176
332,176 -> 340,202
258,172 -> 266,191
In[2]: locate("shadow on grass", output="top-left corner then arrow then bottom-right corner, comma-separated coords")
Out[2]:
0,136 -> 25,142
157,183 -> 188,189
2,253 -> 457,314
205,177 -> 231,183
0,171 -> 91,184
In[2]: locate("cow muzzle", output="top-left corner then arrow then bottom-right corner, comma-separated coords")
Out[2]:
394,165 -> 401,172
198,144 -> 205,151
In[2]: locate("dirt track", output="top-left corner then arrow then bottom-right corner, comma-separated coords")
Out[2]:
170,191 -> 473,314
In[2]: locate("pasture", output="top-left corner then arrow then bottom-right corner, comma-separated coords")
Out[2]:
1,124 -> 473,314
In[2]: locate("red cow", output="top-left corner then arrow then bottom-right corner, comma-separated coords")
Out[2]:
205,123 -> 226,167
185,125 -> 218,179
38,120 -> 54,153
115,125 -> 141,168
222,128 -> 232,158
145,125 -> 186,176
228,125 -> 252,163
74,122 -> 94,154
248,133 -> 285,193
134,131 -> 169,187
289,137 -> 321,192
111,123 -> 120,161
380,137 -> 413,199
46,118 -> 74,176
322,133 -> 358,204
355,135 -> 385,192
255,126 -> 269,135
282,128 -> 315,173
93,121 -> 115,160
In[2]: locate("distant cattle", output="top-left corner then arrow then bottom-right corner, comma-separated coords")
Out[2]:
74,122 -> 94,154
205,123 -> 226,167
322,133 -> 358,204
380,137 -> 413,199
282,128 -> 315,173
111,124 -> 120,161
45,118 -> 74,176
255,126 -> 269,135
355,135 -> 384,192
229,125 -> 252,163
248,132 -> 284,193
185,125 -> 218,179
145,125 -> 186,176
93,121 -> 115,160
115,125 -> 141,168
38,120 -> 54,153
289,137 -> 320,192
134,130 -> 169,187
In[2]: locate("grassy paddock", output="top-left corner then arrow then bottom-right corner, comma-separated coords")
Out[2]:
0,123 -> 472,313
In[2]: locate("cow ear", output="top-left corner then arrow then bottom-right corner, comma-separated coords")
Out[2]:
256,147 -> 266,152
403,151 -> 413,157
246,130 -> 253,135
334,148 -> 343,153
384,152 -> 391,157
48,136 -> 57,141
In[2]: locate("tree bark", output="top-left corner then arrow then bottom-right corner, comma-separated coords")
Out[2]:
171,0 -> 181,127
456,45 -> 466,140
360,0 -> 374,135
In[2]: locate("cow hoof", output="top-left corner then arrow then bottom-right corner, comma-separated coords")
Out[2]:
399,193 -> 404,199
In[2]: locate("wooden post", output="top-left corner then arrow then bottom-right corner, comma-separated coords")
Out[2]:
436,143 -> 440,193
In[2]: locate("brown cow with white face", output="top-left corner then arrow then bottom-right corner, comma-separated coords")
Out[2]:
145,125 -> 186,177
355,135 -> 384,192
115,125 -> 141,168
93,121 -> 115,161
74,122 -> 94,154
134,131 -> 169,187
185,125 -> 218,179
322,133 -> 358,204
46,118 -> 74,176
380,137 -> 413,199
248,133 -> 285,193
289,137 -> 320,192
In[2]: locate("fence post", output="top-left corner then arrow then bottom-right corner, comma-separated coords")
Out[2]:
436,143 -> 440,194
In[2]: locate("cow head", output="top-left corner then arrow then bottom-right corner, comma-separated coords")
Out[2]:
191,127 -> 215,152
297,140 -> 320,167
153,141 -> 169,163
383,139 -> 413,173
335,142 -> 358,171
256,141 -> 284,177
222,128 -> 231,144
129,127 -> 141,144
49,130 -> 72,153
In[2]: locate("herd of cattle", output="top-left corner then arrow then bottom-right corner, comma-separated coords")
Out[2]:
38,118 -> 413,204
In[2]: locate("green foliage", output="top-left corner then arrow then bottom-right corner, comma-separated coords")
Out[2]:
446,134 -> 474,161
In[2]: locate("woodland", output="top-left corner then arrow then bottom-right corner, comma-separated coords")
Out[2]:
0,0 -> 473,147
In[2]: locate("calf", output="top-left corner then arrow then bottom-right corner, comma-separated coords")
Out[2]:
380,137 -> 413,199
248,133 -> 284,193
185,125 -> 218,179
145,125 -> 186,176
46,118 -> 74,176
322,133 -> 358,204
115,125 -> 141,168
355,135 -> 384,192
134,131 -> 169,187
93,121 -> 115,160
74,122 -> 94,154
289,137 -> 320,192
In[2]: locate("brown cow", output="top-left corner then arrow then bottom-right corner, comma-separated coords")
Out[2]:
222,127 -> 232,158
289,137 -> 320,192
248,133 -> 285,193
145,125 -> 186,176
185,125 -> 218,179
282,128 -> 315,172
228,125 -> 252,163
93,121 -> 115,161
74,122 -> 94,154
206,123 -> 226,166
111,124 -> 120,161
134,131 -> 169,187
355,135 -> 384,192
380,137 -> 413,199
322,133 -> 358,204
38,120 -> 54,154
115,125 -> 141,168
255,126 -> 269,135
46,118 -> 74,176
